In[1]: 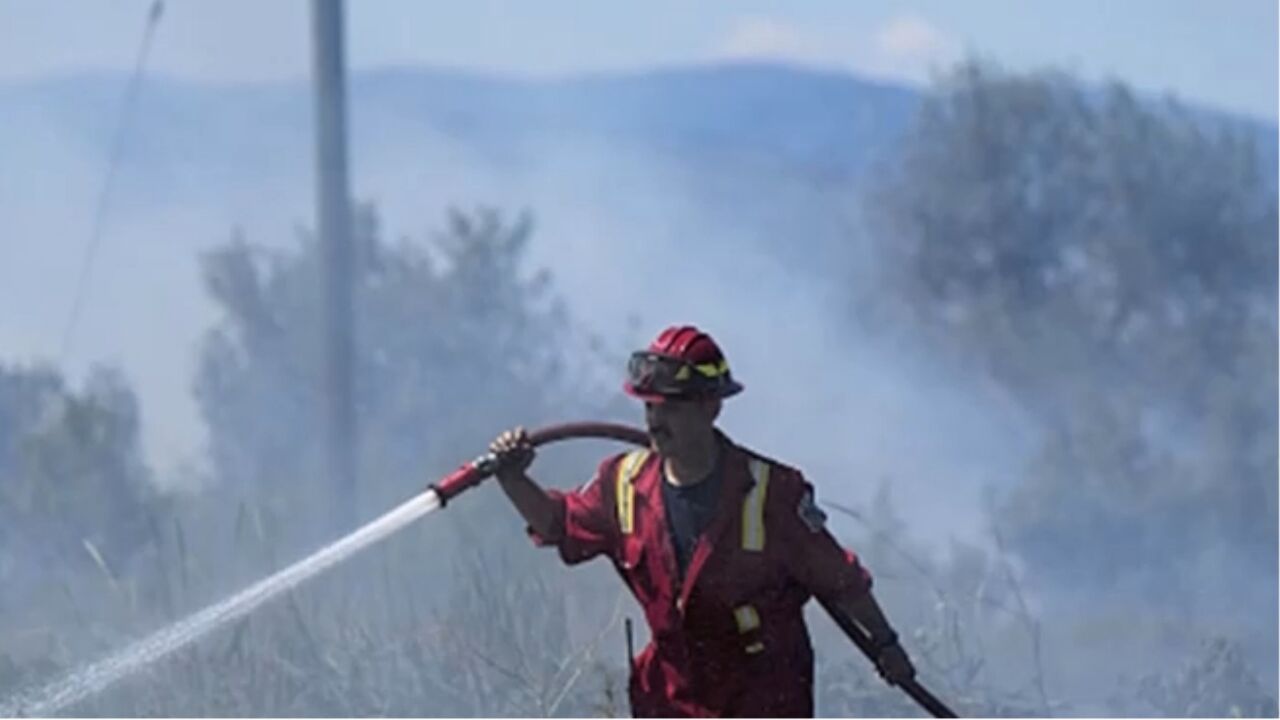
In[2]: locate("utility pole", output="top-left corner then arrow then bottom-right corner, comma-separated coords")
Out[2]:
310,0 -> 357,531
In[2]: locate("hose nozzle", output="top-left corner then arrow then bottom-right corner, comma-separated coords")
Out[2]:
429,453 -> 498,507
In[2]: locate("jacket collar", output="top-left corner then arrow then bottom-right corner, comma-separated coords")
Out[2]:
634,431 -> 756,605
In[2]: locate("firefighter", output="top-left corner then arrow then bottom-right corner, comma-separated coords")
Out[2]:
491,325 -> 915,717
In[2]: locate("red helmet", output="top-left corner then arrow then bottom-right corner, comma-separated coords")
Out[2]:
623,325 -> 744,402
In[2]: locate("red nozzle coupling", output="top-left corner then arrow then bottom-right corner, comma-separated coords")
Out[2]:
429,453 -> 499,507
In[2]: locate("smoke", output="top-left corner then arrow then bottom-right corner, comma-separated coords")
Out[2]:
1,66 -> 1273,714
2,69 -> 1031,543
354,105 -> 1037,546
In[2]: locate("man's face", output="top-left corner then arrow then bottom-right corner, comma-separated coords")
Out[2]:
644,398 -> 719,457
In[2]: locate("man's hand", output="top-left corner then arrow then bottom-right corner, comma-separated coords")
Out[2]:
489,426 -> 535,482
874,637 -> 916,686
834,591 -> 916,686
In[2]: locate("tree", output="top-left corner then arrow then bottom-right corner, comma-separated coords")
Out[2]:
862,60 -> 1277,708
0,364 -> 157,622
866,60 -> 1276,584
869,61 -> 1275,415
47,203 -> 628,717
194,205 -> 598,542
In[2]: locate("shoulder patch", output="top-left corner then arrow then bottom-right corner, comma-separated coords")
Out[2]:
797,489 -> 827,533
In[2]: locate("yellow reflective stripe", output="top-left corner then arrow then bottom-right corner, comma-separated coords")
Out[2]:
745,641 -> 765,655
694,359 -> 730,377
615,450 -> 648,534
742,459 -> 770,551
617,475 -> 634,534
733,605 -> 761,633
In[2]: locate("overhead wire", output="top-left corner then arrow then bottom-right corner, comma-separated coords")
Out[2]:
58,0 -> 165,362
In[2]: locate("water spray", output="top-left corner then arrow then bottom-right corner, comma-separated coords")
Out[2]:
0,422 -> 644,717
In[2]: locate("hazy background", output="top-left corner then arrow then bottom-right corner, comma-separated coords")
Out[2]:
0,1 -> 1276,717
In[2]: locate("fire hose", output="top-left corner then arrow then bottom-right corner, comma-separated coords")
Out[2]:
428,421 -> 958,718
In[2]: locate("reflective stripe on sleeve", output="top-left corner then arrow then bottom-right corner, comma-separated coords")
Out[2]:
742,459 -> 770,550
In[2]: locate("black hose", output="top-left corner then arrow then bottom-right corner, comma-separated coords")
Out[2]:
429,422 -> 649,505
526,421 -> 650,449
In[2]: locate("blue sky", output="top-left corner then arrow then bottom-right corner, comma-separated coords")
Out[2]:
1,0 -> 1276,120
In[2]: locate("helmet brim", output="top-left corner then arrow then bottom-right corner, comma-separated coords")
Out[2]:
622,380 -> 743,403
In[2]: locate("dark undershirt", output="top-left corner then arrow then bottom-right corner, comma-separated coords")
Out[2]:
660,453 -> 724,578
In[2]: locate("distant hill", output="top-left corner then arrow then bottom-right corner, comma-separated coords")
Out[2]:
0,63 -> 920,207
6,61 -> 1272,185
4,62 -> 1271,260
0,63 -> 936,299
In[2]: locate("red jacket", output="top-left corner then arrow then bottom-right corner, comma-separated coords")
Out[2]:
531,435 -> 873,717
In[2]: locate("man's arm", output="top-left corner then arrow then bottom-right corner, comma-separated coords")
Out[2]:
490,427 -> 560,538
489,426 -> 617,564
496,471 -> 560,540
829,589 -> 915,686
776,475 -> 915,684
